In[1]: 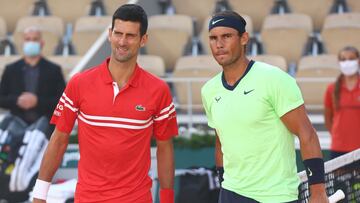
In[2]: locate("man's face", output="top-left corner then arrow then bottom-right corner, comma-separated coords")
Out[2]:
22,30 -> 43,57
108,19 -> 147,63
24,30 -> 42,43
209,26 -> 247,67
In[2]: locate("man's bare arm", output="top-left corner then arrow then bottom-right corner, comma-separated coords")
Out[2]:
33,128 -> 70,203
215,131 -> 223,167
281,105 -> 328,203
156,138 -> 175,189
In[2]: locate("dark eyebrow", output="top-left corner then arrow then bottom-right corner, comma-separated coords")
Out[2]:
113,30 -> 122,34
113,29 -> 138,37
222,33 -> 234,36
127,33 -> 137,37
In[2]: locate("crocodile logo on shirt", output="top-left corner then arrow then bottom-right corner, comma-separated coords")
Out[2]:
135,105 -> 146,111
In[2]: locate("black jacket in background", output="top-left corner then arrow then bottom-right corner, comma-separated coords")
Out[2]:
0,57 -> 66,124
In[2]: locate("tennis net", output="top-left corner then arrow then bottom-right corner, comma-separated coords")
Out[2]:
298,148 -> 360,202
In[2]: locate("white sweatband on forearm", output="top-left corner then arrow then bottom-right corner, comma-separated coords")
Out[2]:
32,179 -> 51,200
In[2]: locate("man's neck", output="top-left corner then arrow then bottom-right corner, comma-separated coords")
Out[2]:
108,57 -> 137,88
24,55 -> 41,67
222,57 -> 250,86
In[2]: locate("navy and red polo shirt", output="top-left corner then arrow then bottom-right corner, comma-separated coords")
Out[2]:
51,58 -> 178,203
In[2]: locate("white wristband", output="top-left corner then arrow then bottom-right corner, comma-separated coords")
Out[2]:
32,179 -> 51,200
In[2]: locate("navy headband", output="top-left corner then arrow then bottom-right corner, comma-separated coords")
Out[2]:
208,15 -> 246,34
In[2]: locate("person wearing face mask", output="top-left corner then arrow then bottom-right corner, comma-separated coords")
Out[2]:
0,26 -> 66,134
324,46 -> 360,159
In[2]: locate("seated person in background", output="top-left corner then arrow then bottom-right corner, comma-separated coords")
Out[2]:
0,26 -> 66,136
324,46 -> 360,159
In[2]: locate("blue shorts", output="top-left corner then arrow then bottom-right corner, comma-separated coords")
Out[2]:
218,188 -> 298,203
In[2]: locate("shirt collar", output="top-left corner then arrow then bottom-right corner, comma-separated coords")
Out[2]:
22,57 -> 43,70
221,60 -> 254,91
100,57 -> 140,88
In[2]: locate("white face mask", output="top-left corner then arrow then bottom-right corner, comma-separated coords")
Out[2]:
339,59 -> 359,76
23,41 -> 41,57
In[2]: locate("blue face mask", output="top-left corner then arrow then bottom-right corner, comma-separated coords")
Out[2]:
23,41 -> 41,57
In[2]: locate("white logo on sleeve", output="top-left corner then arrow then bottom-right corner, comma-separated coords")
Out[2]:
212,18 -> 225,25
307,168 -> 313,176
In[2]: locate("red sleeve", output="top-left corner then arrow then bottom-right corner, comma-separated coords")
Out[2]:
324,83 -> 334,109
153,83 -> 178,140
50,74 -> 80,134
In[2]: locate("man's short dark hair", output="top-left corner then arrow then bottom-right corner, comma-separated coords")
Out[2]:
212,10 -> 247,35
112,4 -> 148,36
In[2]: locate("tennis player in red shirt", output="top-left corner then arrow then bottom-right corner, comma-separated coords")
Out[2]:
32,4 -> 178,203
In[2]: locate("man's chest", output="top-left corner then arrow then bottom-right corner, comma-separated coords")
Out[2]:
78,85 -> 157,121
210,87 -> 273,127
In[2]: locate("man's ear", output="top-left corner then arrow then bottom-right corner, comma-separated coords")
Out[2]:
240,32 -> 249,46
107,28 -> 112,42
140,33 -> 148,47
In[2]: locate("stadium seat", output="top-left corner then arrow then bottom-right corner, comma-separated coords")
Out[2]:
13,16 -> 64,56
287,0 -> 334,31
172,55 -> 221,113
146,14 -> 193,72
248,54 -> 287,72
14,16 -> 64,37
46,0 -> 92,25
0,17 -> 7,40
347,0 -> 360,12
261,13 -> 313,65
174,55 -> 220,70
199,14 -> 253,55
102,0 -> 129,16
48,55 -> 82,80
295,54 -> 339,112
72,16 -> 111,55
321,12 -> 360,55
0,0 -> 35,33
296,54 -> 340,78
172,0 -> 216,33
228,0 -> 275,32
137,55 -> 166,77
296,78 -> 335,113
0,55 -> 21,78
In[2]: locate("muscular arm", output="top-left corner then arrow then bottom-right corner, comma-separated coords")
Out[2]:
33,128 -> 70,202
215,131 -> 223,167
281,104 -> 328,202
156,139 -> 175,189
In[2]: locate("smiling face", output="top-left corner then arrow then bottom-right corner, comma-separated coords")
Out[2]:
108,19 -> 147,63
209,26 -> 248,67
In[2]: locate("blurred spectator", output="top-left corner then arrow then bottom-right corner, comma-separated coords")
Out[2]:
324,46 -> 360,159
0,26 -> 65,137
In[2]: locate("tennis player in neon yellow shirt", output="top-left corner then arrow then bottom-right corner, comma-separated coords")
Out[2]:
201,10 -> 328,203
